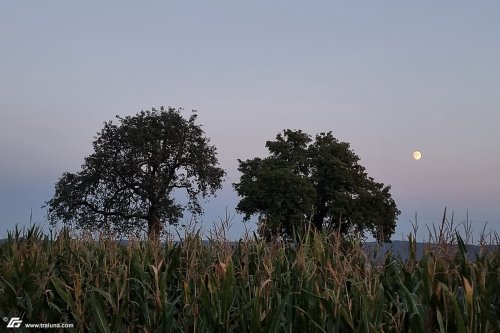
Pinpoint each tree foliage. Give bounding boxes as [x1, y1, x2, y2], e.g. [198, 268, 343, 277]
[47, 107, 225, 241]
[234, 129, 400, 242]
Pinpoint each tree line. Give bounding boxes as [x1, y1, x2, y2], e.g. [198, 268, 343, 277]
[46, 107, 400, 243]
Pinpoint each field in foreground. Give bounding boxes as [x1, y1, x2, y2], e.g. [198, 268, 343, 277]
[0, 225, 499, 332]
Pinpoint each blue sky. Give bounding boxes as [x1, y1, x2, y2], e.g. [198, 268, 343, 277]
[1, 1, 499, 242]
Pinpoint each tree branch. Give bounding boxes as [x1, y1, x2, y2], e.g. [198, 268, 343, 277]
[77, 200, 148, 220]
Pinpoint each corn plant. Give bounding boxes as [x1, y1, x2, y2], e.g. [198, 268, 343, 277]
[0, 222, 499, 332]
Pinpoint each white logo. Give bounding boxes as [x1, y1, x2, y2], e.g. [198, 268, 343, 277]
[6, 317, 23, 328]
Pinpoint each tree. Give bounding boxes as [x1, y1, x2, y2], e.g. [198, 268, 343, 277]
[234, 129, 400, 242]
[47, 107, 225, 242]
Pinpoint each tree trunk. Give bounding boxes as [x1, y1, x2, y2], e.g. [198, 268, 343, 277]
[147, 208, 161, 244]
[312, 212, 324, 232]
[312, 200, 327, 232]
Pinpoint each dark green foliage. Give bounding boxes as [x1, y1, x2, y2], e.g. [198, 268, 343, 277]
[234, 129, 400, 241]
[46, 107, 225, 241]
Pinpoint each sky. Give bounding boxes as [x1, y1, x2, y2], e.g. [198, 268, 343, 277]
[1, 1, 499, 242]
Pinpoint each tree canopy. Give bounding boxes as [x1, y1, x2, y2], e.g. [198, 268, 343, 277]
[234, 129, 400, 242]
[46, 107, 225, 241]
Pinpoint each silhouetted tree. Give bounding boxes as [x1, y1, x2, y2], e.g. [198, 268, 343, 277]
[234, 129, 400, 242]
[47, 107, 225, 242]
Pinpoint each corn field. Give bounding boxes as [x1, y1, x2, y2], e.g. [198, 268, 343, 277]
[0, 224, 499, 332]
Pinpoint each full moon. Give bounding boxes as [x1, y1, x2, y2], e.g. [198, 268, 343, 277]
[413, 150, 422, 160]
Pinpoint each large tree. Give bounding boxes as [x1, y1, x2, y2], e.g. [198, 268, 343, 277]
[47, 107, 225, 241]
[234, 129, 400, 242]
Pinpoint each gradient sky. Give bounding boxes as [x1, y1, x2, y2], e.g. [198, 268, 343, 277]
[1, 1, 499, 242]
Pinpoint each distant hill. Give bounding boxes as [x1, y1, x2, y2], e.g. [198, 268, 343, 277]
[1, 237, 497, 261]
[363, 240, 498, 262]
